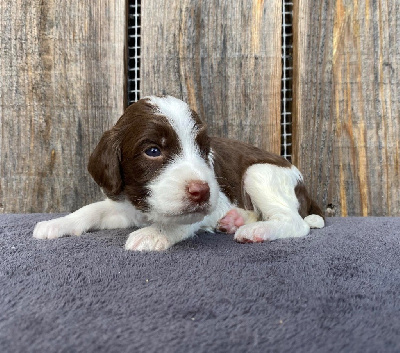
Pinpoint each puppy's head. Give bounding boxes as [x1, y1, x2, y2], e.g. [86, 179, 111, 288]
[88, 95, 219, 224]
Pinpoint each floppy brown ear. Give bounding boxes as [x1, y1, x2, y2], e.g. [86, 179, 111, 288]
[87, 130, 123, 198]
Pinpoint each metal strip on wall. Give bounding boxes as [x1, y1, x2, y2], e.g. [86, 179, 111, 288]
[127, 0, 141, 105]
[281, 0, 293, 161]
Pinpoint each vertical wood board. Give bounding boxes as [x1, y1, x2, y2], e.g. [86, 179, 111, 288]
[0, 0, 126, 213]
[141, 0, 282, 153]
[293, 0, 400, 216]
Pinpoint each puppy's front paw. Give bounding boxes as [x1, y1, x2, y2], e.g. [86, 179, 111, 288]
[33, 218, 83, 240]
[125, 227, 170, 251]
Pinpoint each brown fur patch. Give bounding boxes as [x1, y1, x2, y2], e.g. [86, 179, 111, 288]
[88, 98, 211, 211]
[88, 97, 322, 219]
[210, 137, 291, 209]
[295, 182, 324, 218]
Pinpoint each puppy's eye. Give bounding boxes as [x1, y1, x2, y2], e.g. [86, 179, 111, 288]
[145, 147, 161, 157]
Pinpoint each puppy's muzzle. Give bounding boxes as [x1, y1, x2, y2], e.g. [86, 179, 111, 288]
[186, 180, 210, 205]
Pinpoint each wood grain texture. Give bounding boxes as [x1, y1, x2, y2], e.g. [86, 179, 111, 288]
[293, 0, 400, 216]
[141, 0, 282, 153]
[0, 0, 125, 213]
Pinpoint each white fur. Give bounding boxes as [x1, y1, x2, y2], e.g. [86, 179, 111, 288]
[146, 156, 219, 223]
[34, 96, 233, 251]
[125, 225, 173, 251]
[124, 189, 233, 251]
[148, 95, 199, 158]
[199, 191, 233, 231]
[33, 199, 147, 239]
[304, 214, 325, 228]
[33, 96, 323, 251]
[145, 96, 220, 224]
[234, 164, 323, 243]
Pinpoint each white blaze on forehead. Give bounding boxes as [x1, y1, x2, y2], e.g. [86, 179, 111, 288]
[144, 96, 219, 222]
[146, 96, 199, 156]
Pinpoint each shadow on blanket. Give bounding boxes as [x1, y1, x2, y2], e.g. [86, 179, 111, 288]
[1, 214, 399, 352]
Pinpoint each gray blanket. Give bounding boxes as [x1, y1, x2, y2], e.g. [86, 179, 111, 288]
[1, 214, 399, 353]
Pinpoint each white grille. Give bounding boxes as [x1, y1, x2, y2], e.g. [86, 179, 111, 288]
[127, 0, 141, 105]
[281, 0, 293, 161]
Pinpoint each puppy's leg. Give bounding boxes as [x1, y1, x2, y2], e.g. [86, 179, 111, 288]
[234, 164, 312, 243]
[33, 199, 147, 239]
[217, 208, 259, 234]
[125, 223, 199, 251]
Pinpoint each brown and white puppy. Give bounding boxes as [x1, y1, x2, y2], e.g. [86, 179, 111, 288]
[33, 96, 324, 251]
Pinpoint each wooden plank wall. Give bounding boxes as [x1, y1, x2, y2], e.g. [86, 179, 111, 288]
[141, 0, 282, 153]
[293, 0, 400, 216]
[0, 0, 125, 213]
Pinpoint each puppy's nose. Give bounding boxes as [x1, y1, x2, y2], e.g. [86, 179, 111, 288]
[186, 180, 210, 204]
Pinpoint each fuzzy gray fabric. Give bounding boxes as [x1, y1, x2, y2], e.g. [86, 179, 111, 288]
[1, 214, 399, 353]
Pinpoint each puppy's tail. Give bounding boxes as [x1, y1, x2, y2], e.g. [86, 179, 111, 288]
[304, 199, 325, 229]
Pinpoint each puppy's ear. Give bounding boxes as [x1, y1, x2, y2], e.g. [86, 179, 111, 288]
[88, 130, 123, 198]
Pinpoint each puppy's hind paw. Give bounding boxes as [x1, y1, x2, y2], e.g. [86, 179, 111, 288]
[217, 209, 246, 234]
[125, 227, 170, 251]
[234, 218, 311, 243]
[234, 222, 271, 244]
[217, 208, 259, 234]
[304, 214, 325, 229]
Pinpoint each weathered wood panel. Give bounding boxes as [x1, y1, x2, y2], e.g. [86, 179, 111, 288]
[293, 0, 400, 216]
[142, 0, 282, 153]
[0, 0, 125, 213]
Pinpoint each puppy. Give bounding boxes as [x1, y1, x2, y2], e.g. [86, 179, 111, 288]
[33, 95, 324, 251]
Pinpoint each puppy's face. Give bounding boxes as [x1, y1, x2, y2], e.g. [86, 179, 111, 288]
[88, 96, 219, 224]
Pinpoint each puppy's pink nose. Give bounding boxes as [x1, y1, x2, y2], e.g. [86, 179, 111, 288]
[186, 180, 210, 204]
